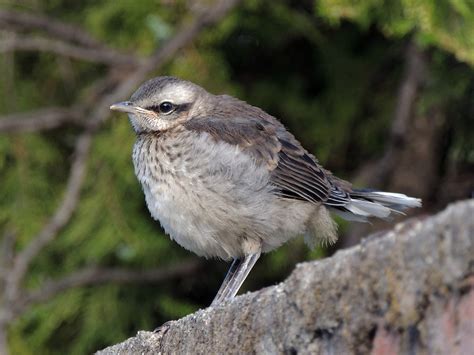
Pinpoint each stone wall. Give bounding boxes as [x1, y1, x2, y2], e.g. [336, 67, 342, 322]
[98, 200, 474, 354]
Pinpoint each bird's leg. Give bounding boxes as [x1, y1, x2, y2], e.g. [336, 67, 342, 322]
[211, 252, 260, 306]
[211, 257, 242, 305]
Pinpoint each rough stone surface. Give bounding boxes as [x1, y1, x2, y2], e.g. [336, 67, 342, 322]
[97, 200, 474, 355]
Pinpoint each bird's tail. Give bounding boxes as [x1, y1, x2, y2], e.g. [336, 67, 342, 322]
[330, 189, 422, 222]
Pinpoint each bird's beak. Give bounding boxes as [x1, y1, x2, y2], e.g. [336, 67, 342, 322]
[110, 101, 138, 114]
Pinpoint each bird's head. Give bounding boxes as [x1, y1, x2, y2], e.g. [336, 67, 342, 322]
[110, 76, 207, 133]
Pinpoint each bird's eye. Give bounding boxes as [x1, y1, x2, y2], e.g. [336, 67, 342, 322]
[158, 101, 175, 114]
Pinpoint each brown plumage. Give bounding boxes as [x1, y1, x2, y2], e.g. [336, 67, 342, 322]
[110, 76, 421, 305]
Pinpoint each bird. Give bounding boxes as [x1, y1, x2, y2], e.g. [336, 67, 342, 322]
[110, 76, 421, 306]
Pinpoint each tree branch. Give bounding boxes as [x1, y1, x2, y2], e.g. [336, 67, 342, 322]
[0, 107, 83, 133]
[358, 41, 427, 187]
[5, 130, 93, 302]
[0, 9, 103, 48]
[341, 41, 428, 249]
[4, 0, 242, 302]
[10, 259, 202, 320]
[0, 35, 141, 66]
[91, 0, 243, 127]
[0, 231, 16, 282]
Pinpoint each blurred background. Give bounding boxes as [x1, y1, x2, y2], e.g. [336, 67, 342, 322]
[0, 0, 473, 353]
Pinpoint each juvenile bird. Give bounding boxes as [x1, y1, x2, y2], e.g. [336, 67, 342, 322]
[110, 76, 421, 305]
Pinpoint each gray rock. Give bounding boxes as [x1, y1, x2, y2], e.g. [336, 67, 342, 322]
[97, 200, 474, 354]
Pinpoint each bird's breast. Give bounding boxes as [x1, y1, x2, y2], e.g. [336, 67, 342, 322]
[130, 130, 306, 259]
[131, 131, 268, 258]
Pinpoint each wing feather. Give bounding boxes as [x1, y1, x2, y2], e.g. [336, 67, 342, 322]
[184, 110, 349, 205]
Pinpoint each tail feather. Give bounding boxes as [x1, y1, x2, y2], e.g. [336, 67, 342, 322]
[344, 199, 392, 218]
[350, 190, 422, 210]
[329, 189, 422, 222]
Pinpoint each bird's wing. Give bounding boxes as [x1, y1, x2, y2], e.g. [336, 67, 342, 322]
[184, 116, 349, 205]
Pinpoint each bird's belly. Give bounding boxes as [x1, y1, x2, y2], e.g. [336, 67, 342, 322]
[141, 174, 315, 260]
[141, 175, 247, 260]
[133, 133, 314, 259]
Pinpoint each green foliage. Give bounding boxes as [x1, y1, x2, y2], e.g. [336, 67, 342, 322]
[317, 0, 474, 65]
[0, 0, 473, 354]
